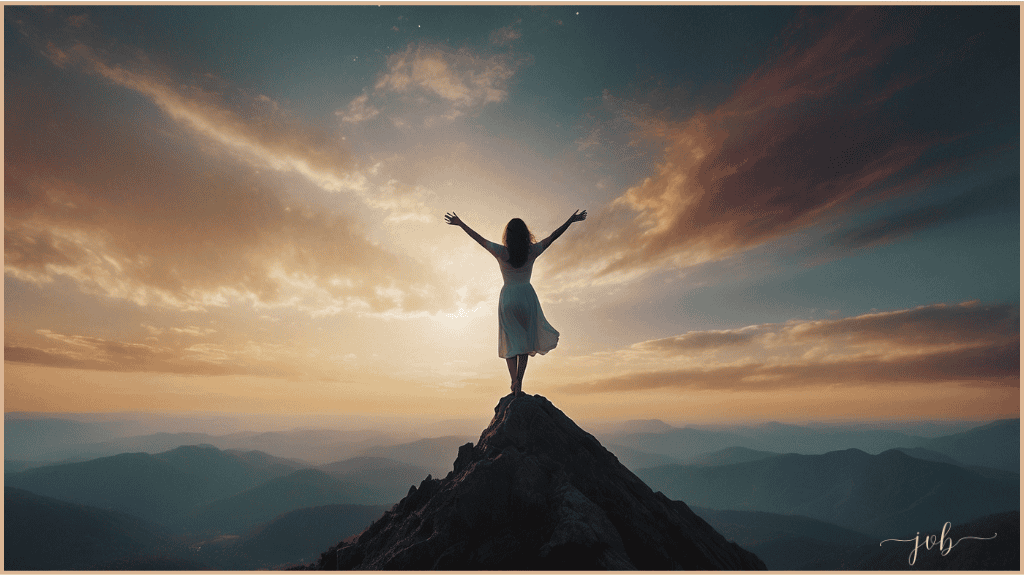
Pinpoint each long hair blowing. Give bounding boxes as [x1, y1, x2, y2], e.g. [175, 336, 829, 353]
[503, 218, 535, 268]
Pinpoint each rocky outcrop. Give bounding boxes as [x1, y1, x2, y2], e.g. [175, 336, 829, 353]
[311, 394, 766, 570]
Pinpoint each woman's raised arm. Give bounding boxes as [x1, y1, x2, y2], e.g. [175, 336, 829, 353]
[445, 212, 491, 250]
[540, 209, 587, 250]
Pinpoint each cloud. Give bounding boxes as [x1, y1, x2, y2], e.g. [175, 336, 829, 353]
[833, 174, 1019, 250]
[6, 23, 458, 316]
[5, 328, 346, 379]
[783, 301, 1019, 347]
[372, 43, 518, 118]
[5, 331, 255, 377]
[561, 342, 1018, 394]
[489, 20, 523, 46]
[170, 326, 218, 337]
[561, 301, 1019, 393]
[38, 40, 365, 195]
[634, 326, 764, 355]
[337, 92, 380, 124]
[546, 7, 1004, 285]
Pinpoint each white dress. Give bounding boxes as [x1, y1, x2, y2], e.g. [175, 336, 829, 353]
[486, 241, 560, 359]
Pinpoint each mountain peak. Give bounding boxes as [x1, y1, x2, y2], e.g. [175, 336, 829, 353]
[312, 394, 765, 570]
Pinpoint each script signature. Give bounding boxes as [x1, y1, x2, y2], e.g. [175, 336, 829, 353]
[880, 522, 997, 566]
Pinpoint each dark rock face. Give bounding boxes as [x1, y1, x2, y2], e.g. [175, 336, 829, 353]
[312, 394, 766, 570]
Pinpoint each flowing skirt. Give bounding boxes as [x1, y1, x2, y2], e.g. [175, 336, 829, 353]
[497, 283, 559, 358]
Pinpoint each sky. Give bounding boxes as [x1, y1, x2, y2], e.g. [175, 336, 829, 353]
[4, 4, 1019, 425]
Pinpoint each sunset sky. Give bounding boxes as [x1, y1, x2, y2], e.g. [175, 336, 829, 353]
[5, 5, 1019, 425]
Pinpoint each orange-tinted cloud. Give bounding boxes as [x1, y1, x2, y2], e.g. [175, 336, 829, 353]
[344, 40, 524, 127]
[4, 333, 273, 378]
[5, 11, 458, 316]
[548, 7, 980, 284]
[783, 301, 1019, 347]
[375, 43, 515, 108]
[635, 326, 763, 355]
[561, 301, 1019, 393]
[3, 325, 354, 380]
[560, 342, 1018, 394]
[33, 34, 362, 195]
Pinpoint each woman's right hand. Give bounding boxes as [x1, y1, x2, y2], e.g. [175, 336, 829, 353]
[445, 212, 462, 226]
[570, 209, 587, 223]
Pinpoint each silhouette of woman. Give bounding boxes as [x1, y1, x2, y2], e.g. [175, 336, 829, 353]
[446, 210, 587, 396]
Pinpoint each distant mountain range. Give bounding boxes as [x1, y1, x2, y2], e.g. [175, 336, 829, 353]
[4, 444, 429, 536]
[5, 415, 1017, 571]
[210, 504, 388, 569]
[10, 415, 1016, 474]
[637, 448, 1018, 538]
[179, 468, 379, 534]
[11, 426, 409, 464]
[683, 446, 781, 467]
[691, 506, 877, 570]
[922, 419, 1019, 471]
[5, 487, 178, 570]
[318, 456, 431, 505]
[601, 418, 1018, 472]
[5, 486, 387, 571]
[358, 435, 474, 477]
[4, 418, 134, 460]
[605, 444, 683, 470]
[5, 445, 300, 526]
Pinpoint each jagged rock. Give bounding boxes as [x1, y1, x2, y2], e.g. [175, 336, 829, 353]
[311, 394, 766, 570]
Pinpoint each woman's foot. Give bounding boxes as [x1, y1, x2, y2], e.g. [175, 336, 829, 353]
[511, 379, 518, 395]
[513, 379, 523, 397]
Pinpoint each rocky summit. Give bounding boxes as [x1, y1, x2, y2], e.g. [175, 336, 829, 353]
[310, 394, 766, 570]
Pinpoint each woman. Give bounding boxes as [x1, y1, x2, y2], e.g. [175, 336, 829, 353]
[445, 209, 587, 396]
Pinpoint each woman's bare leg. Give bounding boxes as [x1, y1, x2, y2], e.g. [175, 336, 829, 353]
[506, 357, 518, 393]
[515, 354, 528, 395]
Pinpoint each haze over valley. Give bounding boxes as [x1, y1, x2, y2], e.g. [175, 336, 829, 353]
[6, 411, 1018, 570]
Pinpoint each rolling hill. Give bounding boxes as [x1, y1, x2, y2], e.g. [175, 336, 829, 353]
[4, 487, 178, 570]
[637, 448, 1019, 538]
[359, 435, 474, 477]
[683, 446, 781, 467]
[4, 444, 300, 526]
[924, 419, 1019, 471]
[690, 506, 877, 570]
[178, 468, 378, 534]
[229, 504, 388, 569]
[318, 456, 431, 504]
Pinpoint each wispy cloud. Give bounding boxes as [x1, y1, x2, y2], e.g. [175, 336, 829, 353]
[361, 41, 522, 126]
[40, 40, 364, 195]
[375, 43, 514, 107]
[833, 174, 1019, 250]
[561, 301, 1019, 393]
[5, 330, 256, 377]
[635, 326, 764, 355]
[337, 91, 380, 124]
[547, 7, 993, 286]
[5, 328, 345, 380]
[5, 10, 460, 316]
[489, 20, 523, 46]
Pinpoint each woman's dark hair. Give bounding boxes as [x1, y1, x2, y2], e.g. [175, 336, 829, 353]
[503, 218, 535, 268]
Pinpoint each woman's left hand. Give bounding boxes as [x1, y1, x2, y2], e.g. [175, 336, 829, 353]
[571, 209, 587, 223]
[445, 212, 463, 226]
